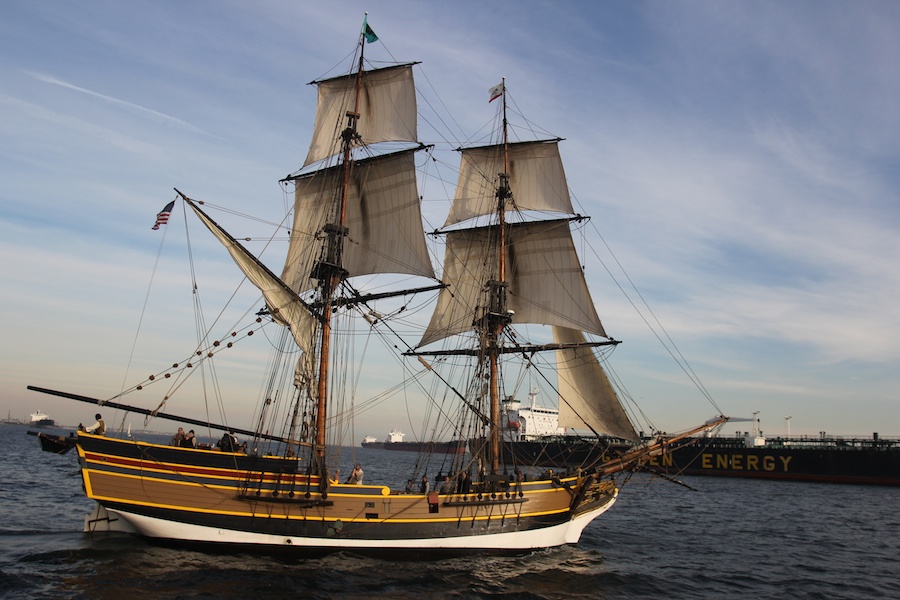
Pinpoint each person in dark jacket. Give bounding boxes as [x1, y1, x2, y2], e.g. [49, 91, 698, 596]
[217, 431, 238, 452]
[181, 429, 197, 448]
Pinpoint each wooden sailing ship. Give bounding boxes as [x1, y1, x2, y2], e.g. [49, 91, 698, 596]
[30, 18, 726, 552]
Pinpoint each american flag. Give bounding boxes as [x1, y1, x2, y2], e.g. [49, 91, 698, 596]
[152, 200, 175, 230]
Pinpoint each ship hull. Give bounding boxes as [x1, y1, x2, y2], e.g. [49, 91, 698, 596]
[647, 437, 900, 486]
[381, 441, 466, 455]
[75, 433, 616, 551]
[98, 500, 615, 550]
[29, 431, 76, 454]
[500, 439, 631, 467]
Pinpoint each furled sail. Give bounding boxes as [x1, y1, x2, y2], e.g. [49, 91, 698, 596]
[419, 219, 607, 347]
[281, 149, 436, 294]
[444, 140, 574, 227]
[186, 199, 317, 356]
[305, 64, 418, 167]
[554, 326, 639, 442]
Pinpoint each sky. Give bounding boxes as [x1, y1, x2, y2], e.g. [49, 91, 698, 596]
[1, 1, 898, 440]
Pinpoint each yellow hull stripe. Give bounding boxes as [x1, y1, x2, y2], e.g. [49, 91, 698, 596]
[83, 469, 575, 524]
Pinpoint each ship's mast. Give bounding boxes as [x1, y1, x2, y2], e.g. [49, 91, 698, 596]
[487, 78, 510, 474]
[313, 31, 367, 463]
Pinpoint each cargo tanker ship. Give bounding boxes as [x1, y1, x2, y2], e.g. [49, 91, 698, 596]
[646, 431, 900, 486]
[499, 392, 900, 485]
[361, 429, 465, 454]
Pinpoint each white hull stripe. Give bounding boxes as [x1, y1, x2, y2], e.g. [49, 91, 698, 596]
[105, 494, 616, 550]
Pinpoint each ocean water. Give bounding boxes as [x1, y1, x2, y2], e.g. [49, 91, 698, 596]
[1, 423, 897, 599]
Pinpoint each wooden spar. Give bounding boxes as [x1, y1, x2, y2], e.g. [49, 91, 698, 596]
[488, 78, 511, 475]
[407, 339, 620, 357]
[26, 385, 309, 447]
[595, 415, 731, 477]
[308, 284, 445, 310]
[314, 32, 367, 461]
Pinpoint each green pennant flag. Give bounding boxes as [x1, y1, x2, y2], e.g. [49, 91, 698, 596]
[363, 15, 378, 43]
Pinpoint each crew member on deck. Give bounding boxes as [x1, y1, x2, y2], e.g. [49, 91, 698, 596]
[457, 470, 471, 494]
[170, 427, 185, 446]
[346, 463, 364, 484]
[181, 429, 197, 448]
[217, 431, 239, 452]
[79, 414, 106, 435]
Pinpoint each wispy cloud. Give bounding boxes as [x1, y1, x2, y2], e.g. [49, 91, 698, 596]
[23, 70, 210, 136]
[0, 92, 158, 154]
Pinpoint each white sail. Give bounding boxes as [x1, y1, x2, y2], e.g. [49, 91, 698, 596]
[282, 149, 435, 294]
[419, 219, 607, 347]
[444, 140, 574, 227]
[554, 326, 639, 442]
[186, 199, 317, 356]
[305, 64, 418, 167]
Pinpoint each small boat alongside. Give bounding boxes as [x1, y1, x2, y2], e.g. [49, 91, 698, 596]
[27, 430, 76, 454]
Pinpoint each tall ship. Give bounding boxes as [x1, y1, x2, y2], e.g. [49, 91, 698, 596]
[29, 17, 724, 552]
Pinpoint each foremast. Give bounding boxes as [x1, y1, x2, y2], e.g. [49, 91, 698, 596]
[312, 29, 368, 463]
[279, 17, 431, 473]
[182, 18, 434, 475]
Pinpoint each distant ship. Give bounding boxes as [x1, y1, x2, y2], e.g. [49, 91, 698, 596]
[362, 429, 466, 455]
[499, 394, 900, 486]
[646, 427, 900, 486]
[496, 389, 631, 468]
[28, 411, 55, 428]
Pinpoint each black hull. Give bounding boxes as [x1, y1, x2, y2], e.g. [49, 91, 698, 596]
[99, 500, 570, 541]
[647, 437, 900, 486]
[376, 441, 466, 455]
[28, 431, 76, 454]
[78, 434, 306, 473]
[498, 439, 632, 468]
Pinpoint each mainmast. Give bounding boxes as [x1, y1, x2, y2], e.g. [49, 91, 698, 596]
[487, 78, 510, 474]
[313, 28, 368, 463]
